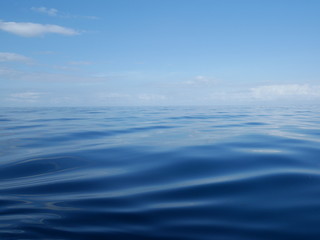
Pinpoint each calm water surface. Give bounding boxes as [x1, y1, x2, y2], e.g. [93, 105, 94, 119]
[1, 106, 320, 240]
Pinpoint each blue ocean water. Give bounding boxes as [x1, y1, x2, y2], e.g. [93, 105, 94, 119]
[1, 106, 320, 240]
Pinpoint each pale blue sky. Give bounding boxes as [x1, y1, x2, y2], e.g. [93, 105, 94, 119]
[1, 0, 320, 106]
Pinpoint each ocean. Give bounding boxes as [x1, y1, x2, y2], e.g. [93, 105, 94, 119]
[1, 105, 320, 240]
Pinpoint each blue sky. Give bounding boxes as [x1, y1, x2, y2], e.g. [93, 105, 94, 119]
[1, 0, 320, 106]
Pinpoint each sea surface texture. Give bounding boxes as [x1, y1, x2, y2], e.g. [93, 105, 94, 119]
[1, 106, 320, 240]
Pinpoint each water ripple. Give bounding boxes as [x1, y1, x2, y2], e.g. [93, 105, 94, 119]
[1, 106, 320, 239]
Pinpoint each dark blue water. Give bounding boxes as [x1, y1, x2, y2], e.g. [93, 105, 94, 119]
[1, 106, 320, 240]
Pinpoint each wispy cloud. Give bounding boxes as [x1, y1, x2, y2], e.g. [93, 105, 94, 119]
[182, 75, 217, 86]
[7, 92, 44, 103]
[251, 84, 320, 100]
[53, 65, 78, 71]
[31, 7, 58, 16]
[0, 66, 21, 79]
[0, 66, 107, 82]
[138, 94, 167, 101]
[98, 92, 131, 100]
[0, 20, 79, 37]
[31, 6, 98, 20]
[0, 52, 32, 63]
[97, 92, 168, 106]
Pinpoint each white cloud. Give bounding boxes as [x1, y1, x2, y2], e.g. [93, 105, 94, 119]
[0, 52, 32, 63]
[7, 92, 44, 103]
[138, 94, 167, 101]
[31, 7, 58, 16]
[96, 93, 168, 105]
[251, 84, 320, 100]
[183, 75, 217, 86]
[0, 20, 79, 37]
[99, 93, 131, 99]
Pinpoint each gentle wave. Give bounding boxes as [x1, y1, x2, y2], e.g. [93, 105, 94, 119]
[1, 106, 320, 239]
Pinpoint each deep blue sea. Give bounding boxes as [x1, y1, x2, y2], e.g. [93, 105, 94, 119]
[1, 106, 320, 240]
